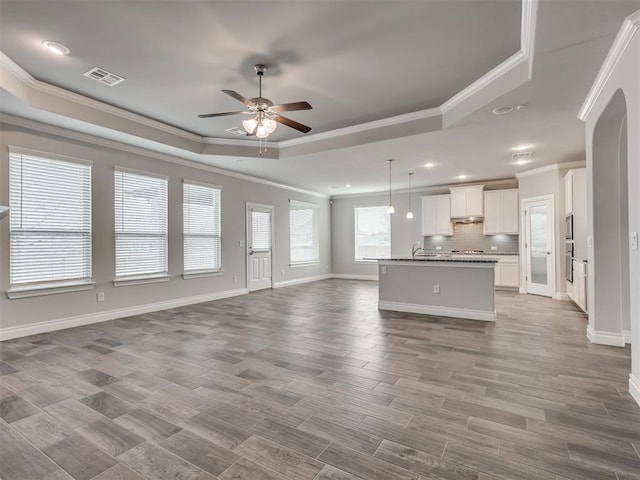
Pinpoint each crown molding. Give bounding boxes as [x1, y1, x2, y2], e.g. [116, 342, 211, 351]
[578, 10, 640, 121]
[1, 113, 328, 198]
[0, 51, 35, 84]
[515, 160, 585, 178]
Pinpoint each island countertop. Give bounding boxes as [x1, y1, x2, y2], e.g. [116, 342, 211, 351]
[374, 257, 497, 263]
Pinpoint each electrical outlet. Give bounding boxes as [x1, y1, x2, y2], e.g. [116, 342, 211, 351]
[433, 284, 440, 294]
[97, 292, 105, 302]
[232, 275, 238, 283]
[435, 246, 442, 251]
[381, 266, 387, 275]
[631, 232, 638, 250]
[239, 240, 245, 247]
[491, 246, 497, 250]
[281, 269, 285, 275]
[587, 236, 593, 248]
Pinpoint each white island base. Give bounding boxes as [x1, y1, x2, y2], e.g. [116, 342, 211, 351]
[377, 259, 497, 322]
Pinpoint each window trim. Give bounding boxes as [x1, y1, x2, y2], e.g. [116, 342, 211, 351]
[8, 148, 93, 297]
[354, 204, 392, 261]
[182, 180, 222, 275]
[289, 199, 320, 266]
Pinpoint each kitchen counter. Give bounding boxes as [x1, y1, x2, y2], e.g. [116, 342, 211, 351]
[376, 259, 496, 321]
[379, 257, 497, 263]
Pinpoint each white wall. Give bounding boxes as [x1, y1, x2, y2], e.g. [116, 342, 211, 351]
[0, 122, 331, 337]
[582, 10, 639, 404]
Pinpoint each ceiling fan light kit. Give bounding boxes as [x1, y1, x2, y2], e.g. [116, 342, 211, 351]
[198, 64, 312, 154]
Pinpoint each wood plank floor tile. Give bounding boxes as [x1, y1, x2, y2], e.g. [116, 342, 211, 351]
[160, 429, 240, 476]
[80, 391, 133, 419]
[374, 439, 480, 480]
[234, 434, 324, 480]
[11, 411, 73, 449]
[182, 412, 251, 449]
[217, 457, 282, 480]
[249, 418, 330, 457]
[318, 443, 419, 480]
[0, 394, 41, 423]
[0, 420, 60, 480]
[117, 442, 204, 480]
[89, 463, 147, 480]
[42, 434, 118, 480]
[1, 281, 638, 480]
[113, 408, 182, 443]
[77, 418, 144, 456]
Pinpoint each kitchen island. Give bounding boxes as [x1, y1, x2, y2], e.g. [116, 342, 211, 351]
[377, 257, 497, 321]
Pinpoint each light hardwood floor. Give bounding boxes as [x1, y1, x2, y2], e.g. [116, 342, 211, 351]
[1, 279, 639, 480]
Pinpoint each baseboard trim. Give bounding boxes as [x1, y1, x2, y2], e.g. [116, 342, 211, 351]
[0, 288, 249, 341]
[272, 274, 332, 289]
[554, 292, 569, 301]
[586, 325, 625, 347]
[378, 301, 496, 322]
[629, 373, 640, 407]
[623, 330, 632, 344]
[331, 274, 378, 281]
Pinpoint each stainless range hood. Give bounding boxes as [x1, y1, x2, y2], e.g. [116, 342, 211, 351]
[452, 216, 483, 224]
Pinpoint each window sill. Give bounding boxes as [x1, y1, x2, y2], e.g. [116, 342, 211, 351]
[7, 280, 96, 299]
[113, 274, 170, 287]
[289, 261, 319, 268]
[182, 270, 223, 280]
[354, 259, 379, 264]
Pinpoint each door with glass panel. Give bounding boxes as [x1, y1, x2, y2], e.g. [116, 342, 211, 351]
[524, 197, 555, 297]
[247, 204, 273, 291]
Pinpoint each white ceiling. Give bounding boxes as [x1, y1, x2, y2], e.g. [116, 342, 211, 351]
[1, 0, 639, 196]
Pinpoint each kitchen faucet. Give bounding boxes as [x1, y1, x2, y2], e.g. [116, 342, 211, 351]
[411, 242, 425, 258]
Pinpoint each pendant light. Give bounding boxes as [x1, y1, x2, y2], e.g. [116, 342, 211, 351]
[386, 159, 395, 214]
[406, 172, 414, 219]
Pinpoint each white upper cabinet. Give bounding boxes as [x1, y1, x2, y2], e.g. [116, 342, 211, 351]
[564, 171, 574, 215]
[422, 195, 453, 236]
[483, 189, 519, 235]
[449, 185, 484, 218]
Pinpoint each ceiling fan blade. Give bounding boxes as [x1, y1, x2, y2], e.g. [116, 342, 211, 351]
[222, 89, 255, 107]
[198, 111, 246, 118]
[275, 115, 312, 133]
[270, 101, 312, 113]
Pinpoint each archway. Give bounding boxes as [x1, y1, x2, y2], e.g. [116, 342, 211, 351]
[588, 89, 631, 345]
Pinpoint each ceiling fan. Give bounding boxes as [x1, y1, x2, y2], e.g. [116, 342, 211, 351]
[198, 64, 312, 139]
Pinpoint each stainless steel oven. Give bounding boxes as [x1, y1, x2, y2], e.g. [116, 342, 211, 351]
[565, 214, 573, 240]
[565, 241, 574, 282]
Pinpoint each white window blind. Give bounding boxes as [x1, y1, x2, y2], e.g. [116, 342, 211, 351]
[114, 169, 168, 278]
[251, 210, 271, 251]
[183, 182, 221, 272]
[355, 205, 391, 259]
[290, 200, 319, 264]
[9, 151, 92, 287]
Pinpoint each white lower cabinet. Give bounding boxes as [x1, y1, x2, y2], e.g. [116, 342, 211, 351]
[494, 256, 520, 288]
[567, 260, 587, 313]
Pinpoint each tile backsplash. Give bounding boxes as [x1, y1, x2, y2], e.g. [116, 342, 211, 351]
[423, 222, 518, 253]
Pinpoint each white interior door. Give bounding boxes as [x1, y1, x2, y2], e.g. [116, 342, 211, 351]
[247, 204, 272, 291]
[524, 198, 555, 297]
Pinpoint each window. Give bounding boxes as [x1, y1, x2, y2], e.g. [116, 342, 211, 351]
[9, 150, 92, 294]
[114, 168, 168, 282]
[183, 181, 221, 274]
[354, 205, 391, 260]
[289, 200, 319, 265]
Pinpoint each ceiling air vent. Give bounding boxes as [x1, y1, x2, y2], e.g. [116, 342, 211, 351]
[225, 126, 248, 136]
[512, 151, 533, 160]
[83, 67, 125, 86]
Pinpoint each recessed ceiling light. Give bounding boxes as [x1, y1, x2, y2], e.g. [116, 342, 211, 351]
[457, 174, 469, 180]
[512, 144, 534, 152]
[492, 106, 514, 115]
[424, 162, 436, 168]
[345, 184, 351, 188]
[42, 40, 70, 56]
